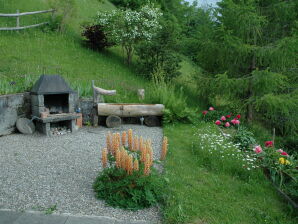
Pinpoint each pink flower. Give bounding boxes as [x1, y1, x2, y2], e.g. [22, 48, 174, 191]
[281, 151, 289, 156]
[254, 145, 263, 154]
[226, 115, 231, 118]
[265, 141, 273, 147]
[221, 116, 226, 121]
[225, 122, 230, 127]
[202, 110, 208, 116]
[236, 114, 241, 119]
[215, 120, 221, 125]
[231, 119, 237, 125]
[277, 149, 283, 153]
[209, 107, 215, 111]
[235, 120, 240, 125]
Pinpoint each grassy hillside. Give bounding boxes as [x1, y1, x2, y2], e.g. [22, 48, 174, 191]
[0, 0, 146, 101]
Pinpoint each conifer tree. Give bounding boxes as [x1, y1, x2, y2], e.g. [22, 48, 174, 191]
[195, 0, 298, 136]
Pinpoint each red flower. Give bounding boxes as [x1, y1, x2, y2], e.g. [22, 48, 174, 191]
[202, 110, 208, 116]
[225, 122, 230, 127]
[236, 114, 241, 119]
[265, 141, 273, 147]
[215, 120, 221, 125]
[235, 120, 240, 125]
[231, 119, 237, 125]
[281, 151, 289, 156]
[226, 115, 231, 118]
[221, 116, 226, 121]
[209, 107, 215, 111]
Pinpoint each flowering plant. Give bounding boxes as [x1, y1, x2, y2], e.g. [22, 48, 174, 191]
[253, 141, 297, 203]
[94, 129, 168, 210]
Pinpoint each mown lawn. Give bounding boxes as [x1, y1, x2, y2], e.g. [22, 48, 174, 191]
[163, 122, 297, 224]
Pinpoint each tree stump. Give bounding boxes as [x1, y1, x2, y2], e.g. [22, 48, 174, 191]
[106, 115, 122, 128]
[144, 116, 160, 127]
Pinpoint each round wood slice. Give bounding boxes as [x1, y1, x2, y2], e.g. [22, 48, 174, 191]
[16, 118, 35, 134]
[144, 116, 160, 127]
[106, 115, 122, 128]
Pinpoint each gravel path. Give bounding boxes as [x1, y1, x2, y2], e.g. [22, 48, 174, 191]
[0, 125, 163, 223]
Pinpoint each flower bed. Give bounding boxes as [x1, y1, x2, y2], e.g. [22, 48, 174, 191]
[93, 129, 168, 210]
[201, 107, 298, 208]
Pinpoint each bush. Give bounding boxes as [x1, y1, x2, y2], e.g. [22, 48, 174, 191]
[233, 127, 256, 151]
[110, 0, 149, 10]
[46, 0, 76, 32]
[145, 72, 197, 124]
[82, 24, 114, 50]
[93, 167, 165, 210]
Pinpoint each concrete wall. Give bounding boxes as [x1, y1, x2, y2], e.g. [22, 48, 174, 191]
[0, 92, 31, 136]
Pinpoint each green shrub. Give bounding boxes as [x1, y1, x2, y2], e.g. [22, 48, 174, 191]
[93, 166, 165, 210]
[81, 24, 115, 50]
[233, 127, 256, 151]
[145, 72, 197, 124]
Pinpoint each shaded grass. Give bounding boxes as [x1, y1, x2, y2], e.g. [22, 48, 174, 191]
[163, 123, 297, 224]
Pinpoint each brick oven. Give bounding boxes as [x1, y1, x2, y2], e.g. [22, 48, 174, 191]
[30, 75, 79, 136]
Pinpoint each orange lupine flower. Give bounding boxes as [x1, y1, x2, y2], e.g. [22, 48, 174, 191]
[115, 148, 121, 168]
[128, 129, 133, 150]
[102, 148, 108, 168]
[144, 154, 151, 176]
[121, 131, 127, 146]
[133, 136, 139, 151]
[161, 136, 168, 160]
[133, 159, 139, 171]
[106, 132, 112, 154]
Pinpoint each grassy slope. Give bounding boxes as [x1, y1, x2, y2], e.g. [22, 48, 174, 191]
[163, 123, 297, 224]
[0, 0, 146, 101]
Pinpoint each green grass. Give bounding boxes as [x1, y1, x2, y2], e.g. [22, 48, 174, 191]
[0, 0, 149, 101]
[163, 122, 297, 224]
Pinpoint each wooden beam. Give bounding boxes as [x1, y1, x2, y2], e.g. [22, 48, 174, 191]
[0, 9, 55, 17]
[97, 103, 164, 117]
[0, 22, 49, 31]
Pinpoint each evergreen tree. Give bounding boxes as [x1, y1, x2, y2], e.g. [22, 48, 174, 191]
[195, 0, 298, 137]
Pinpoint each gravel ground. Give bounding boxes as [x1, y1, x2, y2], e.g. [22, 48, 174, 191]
[0, 125, 163, 223]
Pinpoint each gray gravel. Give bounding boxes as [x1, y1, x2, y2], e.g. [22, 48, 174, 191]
[0, 125, 163, 223]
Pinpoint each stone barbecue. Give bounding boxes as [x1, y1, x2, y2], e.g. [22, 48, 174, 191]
[30, 75, 79, 136]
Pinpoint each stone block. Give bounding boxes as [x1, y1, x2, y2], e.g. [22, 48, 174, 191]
[32, 105, 45, 117]
[31, 94, 44, 107]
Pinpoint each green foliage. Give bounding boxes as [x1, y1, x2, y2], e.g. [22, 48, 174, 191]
[47, 0, 77, 32]
[135, 13, 181, 81]
[81, 24, 115, 50]
[96, 5, 162, 64]
[110, 0, 151, 10]
[93, 167, 165, 210]
[233, 126, 256, 151]
[145, 72, 196, 124]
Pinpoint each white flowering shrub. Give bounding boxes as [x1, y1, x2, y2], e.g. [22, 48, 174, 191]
[96, 5, 162, 64]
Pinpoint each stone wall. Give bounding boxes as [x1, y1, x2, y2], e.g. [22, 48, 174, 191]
[78, 98, 94, 125]
[0, 93, 93, 136]
[0, 92, 31, 136]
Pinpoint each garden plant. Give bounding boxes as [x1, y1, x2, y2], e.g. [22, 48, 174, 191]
[93, 129, 168, 210]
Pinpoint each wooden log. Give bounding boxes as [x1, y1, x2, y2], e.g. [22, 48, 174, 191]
[97, 104, 164, 117]
[144, 116, 160, 127]
[106, 115, 121, 128]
